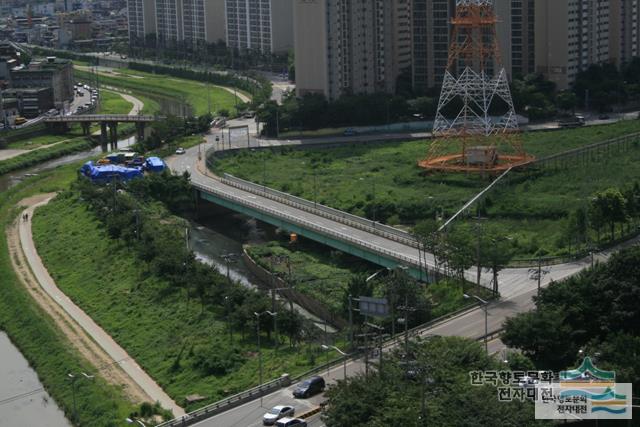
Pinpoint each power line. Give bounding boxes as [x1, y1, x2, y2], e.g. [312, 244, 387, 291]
[0, 387, 46, 407]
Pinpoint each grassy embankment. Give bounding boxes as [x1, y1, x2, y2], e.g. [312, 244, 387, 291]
[98, 90, 134, 115]
[74, 67, 242, 117]
[212, 121, 640, 258]
[246, 238, 488, 320]
[32, 191, 338, 412]
[0, 166, 135, 426]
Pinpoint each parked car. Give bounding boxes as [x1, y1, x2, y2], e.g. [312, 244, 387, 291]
[175, 147, 186, 155]
[598, 114, 610, 120]
[263, 406, 295, 425]
[343, 128, 357, 136]
[292, 376, 325, 398]
[275, 418, 307, 427]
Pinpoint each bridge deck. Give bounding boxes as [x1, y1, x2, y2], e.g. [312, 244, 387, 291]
[44, 114, 159, 123]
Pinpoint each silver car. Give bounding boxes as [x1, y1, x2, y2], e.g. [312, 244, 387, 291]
[263, 405, 295, 425]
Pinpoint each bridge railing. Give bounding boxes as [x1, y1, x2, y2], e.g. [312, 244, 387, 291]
[221, 173, 420, 249]
[191, 179, 427, 271]
[155, 375, 292, 427]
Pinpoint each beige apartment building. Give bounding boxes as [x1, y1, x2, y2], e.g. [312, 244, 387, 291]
[536, 0, 611, 90]
[609, 0, 639, 67]
[225, 0, 294, 54]
[294, 0, 413, 100]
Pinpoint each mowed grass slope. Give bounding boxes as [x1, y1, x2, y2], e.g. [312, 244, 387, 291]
[75, 66, 243, 116]
[32, 194, 328, 411]
[0, 166, 134, 426]
[213, 121, 640, 257]
[98, 90, 134, 115]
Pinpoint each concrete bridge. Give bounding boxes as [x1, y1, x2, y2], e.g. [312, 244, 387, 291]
[44, 114, 160, 147]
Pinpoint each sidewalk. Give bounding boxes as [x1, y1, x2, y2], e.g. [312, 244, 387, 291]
[18, 195, 184, 416]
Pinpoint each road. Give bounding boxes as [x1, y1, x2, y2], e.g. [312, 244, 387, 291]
[17, 191, 184, 416]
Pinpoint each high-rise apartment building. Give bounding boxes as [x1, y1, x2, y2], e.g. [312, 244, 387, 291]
[536, 0, 611, 90]
[225, 0, 293, 53]
[126, 0, 156, 41]
[126, 0, 225, 45]
[609, 0, 639, 67]
[295, 0, 413, 100]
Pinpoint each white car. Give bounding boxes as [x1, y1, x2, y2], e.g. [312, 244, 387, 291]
[175, 147, 186, 155]
[263, 405, 295, 425]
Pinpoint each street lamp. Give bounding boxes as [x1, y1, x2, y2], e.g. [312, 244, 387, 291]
[255, 311, 277, 407]
[321, 344, 349, 380]
[464, 294, 489, 354]
[68, 372, 94, 423]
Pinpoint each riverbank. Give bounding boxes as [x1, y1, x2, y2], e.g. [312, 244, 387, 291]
[0, 166, 136, 426]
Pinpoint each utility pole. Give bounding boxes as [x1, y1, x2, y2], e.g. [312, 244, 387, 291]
[68, 372, 94, 424]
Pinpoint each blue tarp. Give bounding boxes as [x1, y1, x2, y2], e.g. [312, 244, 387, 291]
[145, 157, 166, 172]
[80, 161, 143, 183]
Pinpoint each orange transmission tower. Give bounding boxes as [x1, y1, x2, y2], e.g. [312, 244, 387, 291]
[418, 0, 534, 174]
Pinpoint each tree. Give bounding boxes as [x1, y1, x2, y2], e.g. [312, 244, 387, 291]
[556, 90, 577, 112]
[413, 219, 441, 280]
[590, 188, 627, 241]
[479, 232, 514, 295]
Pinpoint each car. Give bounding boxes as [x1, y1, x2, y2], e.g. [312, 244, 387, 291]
[292, 376, 325, 398]
[263, 405, 295, 425]
[343, 128, 357, 136]
[215, 136, 220, 142]
[175, 147, 186, 155]
[598, 114, 610, 120]
[275, 417, 307, 427]
[77, 92, 84, 97]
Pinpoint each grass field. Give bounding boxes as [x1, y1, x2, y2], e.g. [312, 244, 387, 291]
[0, 138, 94, 176]
[246, 238, 486, 320]
[32, 192, 343, 412]
[0, 166, 135, 426]
[212, 121, 640, 258]
[98, 90, 134, 115]
[74, 66, 244, 116]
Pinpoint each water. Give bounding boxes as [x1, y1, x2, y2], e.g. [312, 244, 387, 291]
[0, 332, 71, 427]
[0, 135, 137, 193]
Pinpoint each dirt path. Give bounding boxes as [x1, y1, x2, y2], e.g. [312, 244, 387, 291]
[8, 194, 184, 416]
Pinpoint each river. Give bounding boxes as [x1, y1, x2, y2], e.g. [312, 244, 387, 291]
[0, 332, 71, 427]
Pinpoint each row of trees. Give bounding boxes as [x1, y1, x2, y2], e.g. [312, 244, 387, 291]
[73, 174, 307, 356]
[132, 114, 212, 153]
[502, 245, 640, 391]
[322, 336, 544, 427]
[564, 184, 640, 249]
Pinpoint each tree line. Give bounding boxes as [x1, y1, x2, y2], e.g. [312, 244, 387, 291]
[72, 173, 307, 360]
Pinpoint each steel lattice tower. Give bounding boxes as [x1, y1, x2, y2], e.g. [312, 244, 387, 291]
[419, 0, 534, 173]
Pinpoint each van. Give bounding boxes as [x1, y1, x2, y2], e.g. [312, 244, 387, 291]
[292, 376, 325, 398]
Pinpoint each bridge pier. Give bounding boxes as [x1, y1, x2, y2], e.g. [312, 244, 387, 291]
[81, 122, 91, 136]
[136, 122, 146, 142]
[100, 122, 108, 147]
[108, 122, 118, 149]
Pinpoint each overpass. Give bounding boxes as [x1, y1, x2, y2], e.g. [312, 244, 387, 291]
[44, 114, 160, 147]
[169, 146, 469, 284]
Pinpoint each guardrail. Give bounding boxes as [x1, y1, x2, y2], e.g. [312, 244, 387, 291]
[221, 173, 420, 249]
[155, 375, 292, 427]
[192, 178, 432, 273]
[44, 114, 159, 122]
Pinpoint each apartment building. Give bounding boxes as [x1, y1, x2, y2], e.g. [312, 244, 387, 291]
[536, 0, 611, 90]
[294, 0, 412, 100]
[609, 0, 639, 67]
[225, 0, 293, 53]
[126, 0, 225, 45]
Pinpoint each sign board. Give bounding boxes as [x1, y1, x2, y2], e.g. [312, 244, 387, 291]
[359, 296, 389, 318]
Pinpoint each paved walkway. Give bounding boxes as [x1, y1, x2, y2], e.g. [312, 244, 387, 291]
[18, 195, 184, 416]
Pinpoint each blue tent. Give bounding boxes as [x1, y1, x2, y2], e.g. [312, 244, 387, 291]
[145, 157, 166, 172]
[80, 161, 143, 183]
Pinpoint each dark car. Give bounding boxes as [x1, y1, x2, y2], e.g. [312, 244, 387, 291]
[275, 417, 307, 427]
[292, 376, 325, 398]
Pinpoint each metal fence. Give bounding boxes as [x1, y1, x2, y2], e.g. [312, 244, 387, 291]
[221, 173, 419, 248]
